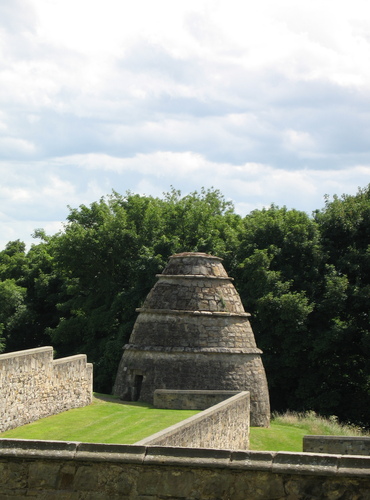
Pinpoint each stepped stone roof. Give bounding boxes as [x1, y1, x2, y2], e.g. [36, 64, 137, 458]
[114, 252, 270, 426]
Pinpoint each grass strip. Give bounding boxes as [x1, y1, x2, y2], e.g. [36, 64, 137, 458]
[1, 398, 366, 451]
[0, 394, 199, 444]
[250, 410, 368, 452]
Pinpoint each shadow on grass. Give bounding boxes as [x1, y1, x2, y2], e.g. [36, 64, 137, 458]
[93, 393, 155, 409]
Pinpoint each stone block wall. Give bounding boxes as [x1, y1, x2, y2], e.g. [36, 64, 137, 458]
[303, 435, 370, 456]
[0, 346, 93, 432]
[1, 439, 370, 499]
[143, 276, 246, 313]
[116, 348, 269, 427]
[154, 389, 240, 410]
[138, 391, 250, 450]
[130, 311, 258, 349]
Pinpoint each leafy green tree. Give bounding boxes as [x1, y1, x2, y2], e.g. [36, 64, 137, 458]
[47, 188, 242, 392]
[0, 186, 368, 425]
[0, 279, 28, 353]
[235, 206, 336, 412]
[0, 240, 27, 281]
[313, 186, 370, 425]
[0, 238, 64, 353]
[234, 200, 369, 425]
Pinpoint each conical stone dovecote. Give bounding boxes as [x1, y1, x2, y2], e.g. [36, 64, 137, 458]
[113, 252, 270, 426]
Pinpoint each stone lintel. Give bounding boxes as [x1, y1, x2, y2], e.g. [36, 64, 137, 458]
[135, 308, 251, 317]
[123, 344, 262, 354]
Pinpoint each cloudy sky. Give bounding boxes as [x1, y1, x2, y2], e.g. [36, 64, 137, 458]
[1, 0, 370, 250]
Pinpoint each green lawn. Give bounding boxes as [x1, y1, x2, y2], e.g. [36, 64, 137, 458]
[1, 396, 364, 451]
[250, 411, 367, 452]
[0, 394, 199, 444]
[250, 423, 310, 452]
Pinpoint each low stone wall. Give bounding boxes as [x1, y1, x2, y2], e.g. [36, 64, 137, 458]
[0, 347, 93, 432]
[1, 439, 370, 499]
[154, 389, 240, 410]
[304, 435, 370, 456]
[138, 391, 250, 450]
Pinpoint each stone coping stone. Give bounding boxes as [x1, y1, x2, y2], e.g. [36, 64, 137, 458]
[230, 450, 275, 470]
[52, 354, 88, 365]
[155, 274, 233, 281]
[0, 439, 78, 459]
[304, 435, 370, 445]
[0, 345, 53, 360]
[338, 455, 370, 475]
[0, 440, 145, 464]
[155, 389, 240, 396]
[303, 435, 370, 455]
[144, 445, 233, 468]
[123, 344, 262, 354]
[154, 389, 241, 410]
[75, 443, 146, 463]
[170, 253, 222, 260]
[272, 451, 339, 476]
[1, 439, 370, 476]
[135, 308, 250, 317]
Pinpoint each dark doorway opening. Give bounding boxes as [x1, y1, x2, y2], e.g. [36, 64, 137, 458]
[132, 374, 143, 401]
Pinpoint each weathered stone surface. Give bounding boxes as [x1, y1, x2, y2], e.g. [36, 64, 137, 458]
[0, 347, 93, 432]
[304, 435, 370, 456]
[154, 389, 241, 410]
[130, 311, 257, 349]
[1, 441, 370, 499]
[143, 277, 245, 313]
[113, 252, 270, 427]
[137, 391, 250, 450]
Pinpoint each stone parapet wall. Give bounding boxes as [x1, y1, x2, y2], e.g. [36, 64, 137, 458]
[138, 391, 250, 450]
[304, 435, 370, 456]
[0, 347, 93, 433]
[154, 389, 241, 410]
[1, 439, 370, 499]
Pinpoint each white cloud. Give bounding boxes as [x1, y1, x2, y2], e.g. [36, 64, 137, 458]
[282, 129, 316, 156]
[1, 151, 370, 250]
[0, 137, 36, 155]
[0, 219, 65, 251]
[1, 0, 370, 250]
[3, 0, 370, 119]
[53, 151, 206, 176]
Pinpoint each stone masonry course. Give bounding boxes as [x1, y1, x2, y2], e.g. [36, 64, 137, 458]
[0, 346, 93, 433]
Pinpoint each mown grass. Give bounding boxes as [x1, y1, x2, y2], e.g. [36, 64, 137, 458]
[250, 410, 368, 452]
[1, 397, 367, 452]
[0, 394, 199, 444]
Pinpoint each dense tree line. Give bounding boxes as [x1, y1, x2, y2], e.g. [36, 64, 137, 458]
[1, 187, 369, 427]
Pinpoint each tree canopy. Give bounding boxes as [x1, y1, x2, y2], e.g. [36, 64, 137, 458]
[1, 186, 369, 427]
